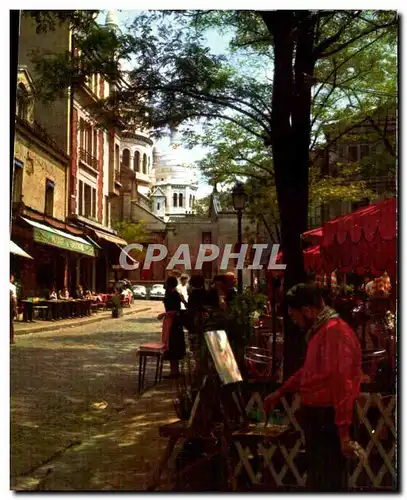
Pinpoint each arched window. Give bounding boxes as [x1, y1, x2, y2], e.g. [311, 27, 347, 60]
[143, 154, 147, 174]
[122, 148, 130, 168]
[189, 195, 192, 208]
[179, 193, 183, 207]
[173, 193, 178, 207]
[134, 151, 140, 172]
[192, 196, 195, 207]
[16, 83, 30, 121]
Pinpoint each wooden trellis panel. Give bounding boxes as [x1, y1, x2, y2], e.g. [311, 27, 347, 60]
[232, 391, 396, 491]
[349, 393, 396, 490]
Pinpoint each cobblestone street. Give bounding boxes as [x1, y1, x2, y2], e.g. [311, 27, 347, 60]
[10, 300, 180, 491]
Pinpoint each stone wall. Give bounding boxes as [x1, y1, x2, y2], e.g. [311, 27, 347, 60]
[18, 12, 71, 155]
[14, 128, 68, 221]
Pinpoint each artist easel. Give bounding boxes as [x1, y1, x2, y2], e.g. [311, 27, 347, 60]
[148, 360, 248, 491]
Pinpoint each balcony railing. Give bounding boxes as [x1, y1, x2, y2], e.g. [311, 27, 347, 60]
[79, 148, 98, 171]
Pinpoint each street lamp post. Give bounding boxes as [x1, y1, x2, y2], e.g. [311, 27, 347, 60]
[232, 182, 248, 294]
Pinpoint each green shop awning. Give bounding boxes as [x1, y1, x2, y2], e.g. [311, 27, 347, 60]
[21, 217, 96, 257]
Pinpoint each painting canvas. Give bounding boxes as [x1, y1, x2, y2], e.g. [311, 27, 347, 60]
[204, 330, 243, 385]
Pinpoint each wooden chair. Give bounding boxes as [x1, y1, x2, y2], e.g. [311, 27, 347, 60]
[137, 342, 166, 393]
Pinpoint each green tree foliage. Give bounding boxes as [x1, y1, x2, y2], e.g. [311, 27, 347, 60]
[192, 197, 210, 217]
[111, 219, 149, 243]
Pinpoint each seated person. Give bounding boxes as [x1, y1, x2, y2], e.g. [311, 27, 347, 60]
[48, 286, 57, 300]
[58, 287, 70, 300]
[75, 285, 84, 299]
[121, 287, 132, 302]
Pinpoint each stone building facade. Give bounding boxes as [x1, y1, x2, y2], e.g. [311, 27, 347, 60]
[309, 106, 397, 228]
[11, 11, 131, 296]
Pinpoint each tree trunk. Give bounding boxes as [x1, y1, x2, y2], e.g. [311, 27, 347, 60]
[262, 11, 317, 379]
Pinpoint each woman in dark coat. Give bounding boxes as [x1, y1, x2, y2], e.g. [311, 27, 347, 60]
[185, 275, 208, 352]
[162, 276, 187, 378]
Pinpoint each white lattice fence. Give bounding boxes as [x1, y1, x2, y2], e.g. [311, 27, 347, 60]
[232, 391, 396, 490]
[349, 393, 396, 490]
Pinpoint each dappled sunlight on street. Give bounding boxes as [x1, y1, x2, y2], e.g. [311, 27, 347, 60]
[11, 303, 181, 491]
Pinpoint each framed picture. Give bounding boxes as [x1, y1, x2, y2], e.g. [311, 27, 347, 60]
[204, 330, 243, 385]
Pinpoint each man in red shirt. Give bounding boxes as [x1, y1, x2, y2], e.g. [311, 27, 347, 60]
[264, 283, 362, 491]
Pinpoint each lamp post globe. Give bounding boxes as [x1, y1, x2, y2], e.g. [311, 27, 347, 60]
[232, 181, 248, 211]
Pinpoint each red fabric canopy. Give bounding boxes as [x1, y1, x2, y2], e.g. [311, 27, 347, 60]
[303, 245, 323, 272]
[270, 246, 323, 275]
[303, 227, 323, 246]
[321, 197, 397, 277]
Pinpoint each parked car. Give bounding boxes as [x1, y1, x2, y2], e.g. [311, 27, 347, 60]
[149, 284, 165, 300]
[132, 285, 147, 300]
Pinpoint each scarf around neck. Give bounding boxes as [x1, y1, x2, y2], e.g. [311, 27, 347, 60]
[305, 306, 339, 343]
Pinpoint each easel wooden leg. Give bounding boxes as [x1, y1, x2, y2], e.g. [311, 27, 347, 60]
[147, 436, 179, 491]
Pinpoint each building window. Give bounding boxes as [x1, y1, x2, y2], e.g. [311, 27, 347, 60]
[45, 179, 55, 217]
[134, 151, 140, 172]
[148, 157, 151, 170]
[352, 198, 370, 212]
[13, 161, 23, 204]
[173, 193, 178, 207]
[202, 232, 212, 244]
[93, 129, 98, 160]
[122, 148, 130, 168]
[79, 119, 98, 169]
[92, 188, 96, 218]
[189, 195, 192, 207]
[84, 184, 92, 217]
[143, 154, 147, 174]
[78, 180, 83, 215]
[104, 195, 109, 226]
[360, 144, 370, 160]
[157, 202, 160, 211]
[179, 193, 183, 207]
[115, 144, 120, 173]
[16, 83, 30, 121]
[348, 145, 358, 162]
[192, 196, 195, 207]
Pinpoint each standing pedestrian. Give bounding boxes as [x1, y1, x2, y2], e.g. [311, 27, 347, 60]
[158, 276, 187, 378]
[10, 274, 17, 344]
[177, 275, 189, 309]
[263, 283, 362, 492]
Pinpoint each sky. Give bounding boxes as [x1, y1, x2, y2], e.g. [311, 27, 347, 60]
[97, 9, 234, 199]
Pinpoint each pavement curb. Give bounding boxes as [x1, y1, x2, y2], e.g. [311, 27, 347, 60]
[14, 307, 153, 336]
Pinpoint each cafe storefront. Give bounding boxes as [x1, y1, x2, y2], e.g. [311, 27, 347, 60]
[11, 214, 97, 298]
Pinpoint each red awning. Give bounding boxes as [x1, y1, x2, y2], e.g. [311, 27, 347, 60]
[303, 227, 323, 246]
[304, 245, 323, 272]
[321, 197, 397, 276]
[269, 246, 323, 276]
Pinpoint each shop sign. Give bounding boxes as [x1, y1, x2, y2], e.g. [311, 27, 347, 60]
[33, 227, 95, 257]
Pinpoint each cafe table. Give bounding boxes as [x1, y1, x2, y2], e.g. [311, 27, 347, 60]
[21, 300, 34, 322]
